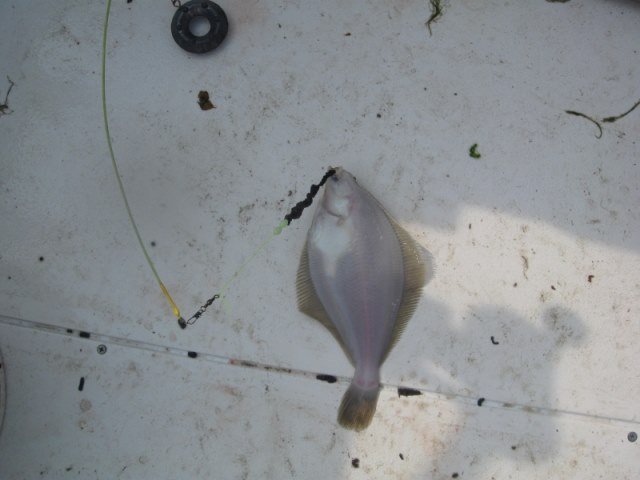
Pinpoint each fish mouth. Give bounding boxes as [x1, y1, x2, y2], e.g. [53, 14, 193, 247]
[329, 166, 343, 182]
[328, 166, 357, 184]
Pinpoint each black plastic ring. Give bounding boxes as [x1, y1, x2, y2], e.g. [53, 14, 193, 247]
[171, 1, 228, 54]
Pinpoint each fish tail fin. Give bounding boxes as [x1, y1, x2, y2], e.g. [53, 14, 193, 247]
[337, 382, 380, 431]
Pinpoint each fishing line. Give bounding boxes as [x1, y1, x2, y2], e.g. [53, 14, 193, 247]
[102, 0, 182, 321]
[102, 0, 335, 329]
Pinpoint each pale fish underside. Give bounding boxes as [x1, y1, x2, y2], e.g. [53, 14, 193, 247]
[296, 167, 431, 431]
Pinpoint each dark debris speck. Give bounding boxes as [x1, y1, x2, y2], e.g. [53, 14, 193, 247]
[197, 91, 215, 111]
[78, 331, 91, 339]
[477, 397, 485, 406]
[187, 351, 198, 358]
[316, 374, 337, 383]
[351, 458, 360, 468]
[398, 387, 422, 397]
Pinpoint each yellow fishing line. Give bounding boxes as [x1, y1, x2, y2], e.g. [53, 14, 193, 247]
[102, 0, 182, 321]
[217, 221, 288, 315]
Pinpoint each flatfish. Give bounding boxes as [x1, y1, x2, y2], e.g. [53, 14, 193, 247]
[297, 167, 430, 431]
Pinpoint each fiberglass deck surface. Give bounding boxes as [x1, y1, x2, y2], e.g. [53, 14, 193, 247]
[0, 0, 639, 478]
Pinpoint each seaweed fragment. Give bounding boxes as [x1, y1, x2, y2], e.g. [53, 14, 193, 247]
[565, 98, 639, 138]
[520, 255, 529, 279]
[565, 110, 602, 139]
[426, 0, 443, 36]
[469, 143, 481, 159]
[602, 99, 640, 123]
[0, 76, 15, 116]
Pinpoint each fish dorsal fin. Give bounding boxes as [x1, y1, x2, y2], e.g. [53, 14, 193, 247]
[296, 241, 354, 364]
[383, 216, 433, 361]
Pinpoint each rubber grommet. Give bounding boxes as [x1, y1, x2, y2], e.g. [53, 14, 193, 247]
[171, 1, 228, 54]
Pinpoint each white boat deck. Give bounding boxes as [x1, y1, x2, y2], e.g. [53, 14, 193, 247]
[1, 0, 638, 478]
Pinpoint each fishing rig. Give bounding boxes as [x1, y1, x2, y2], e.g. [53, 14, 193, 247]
[176, 168, 335, 329]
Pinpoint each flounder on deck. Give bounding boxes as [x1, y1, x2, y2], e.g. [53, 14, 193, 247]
[297, 167, 431, 431]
